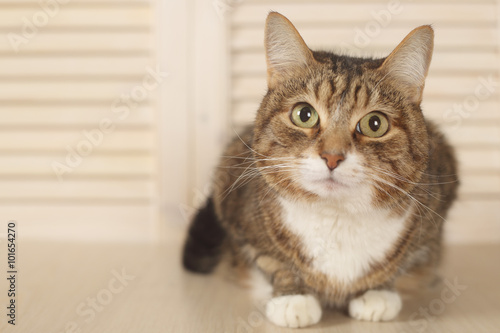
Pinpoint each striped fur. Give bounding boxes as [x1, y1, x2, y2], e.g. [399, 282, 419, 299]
[183, 12, 458, 327]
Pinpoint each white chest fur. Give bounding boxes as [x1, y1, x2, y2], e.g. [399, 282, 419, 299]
[279, 198, 409, 284]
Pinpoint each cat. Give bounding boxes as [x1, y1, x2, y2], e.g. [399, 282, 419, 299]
[182, 12, 458, 328]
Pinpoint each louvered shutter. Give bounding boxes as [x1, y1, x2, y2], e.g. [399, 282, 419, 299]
[0, 0, 161, 241]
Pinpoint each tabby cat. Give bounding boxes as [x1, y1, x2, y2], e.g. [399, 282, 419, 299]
[183, 12, 458, 328]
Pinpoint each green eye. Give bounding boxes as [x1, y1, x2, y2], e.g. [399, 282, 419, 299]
[290, 103, 319, 128]
[356, 111, 390, 138]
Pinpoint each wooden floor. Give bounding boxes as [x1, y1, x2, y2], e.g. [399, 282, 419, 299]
[1, 230, 499, 333]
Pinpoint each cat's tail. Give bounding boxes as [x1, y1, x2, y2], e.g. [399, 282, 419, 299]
[182, 197, 226, 274]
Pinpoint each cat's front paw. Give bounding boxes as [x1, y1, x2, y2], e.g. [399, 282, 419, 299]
[266, 294, 322, 328]
[348, 290, 402, 322]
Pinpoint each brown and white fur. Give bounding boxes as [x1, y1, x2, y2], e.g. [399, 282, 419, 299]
[183, 12, 458, 328]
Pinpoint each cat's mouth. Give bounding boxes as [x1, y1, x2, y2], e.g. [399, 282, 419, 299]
[324, 176, 345, 185]
[310, 175, 347, 190]
[298, 158, 356, 196]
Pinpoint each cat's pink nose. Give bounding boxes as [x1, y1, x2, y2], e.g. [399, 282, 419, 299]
[320, 153, 344, 171]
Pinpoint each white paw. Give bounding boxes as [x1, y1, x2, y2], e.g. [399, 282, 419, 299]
[266, 294, 322, 328]
[349, 290, 402, 322]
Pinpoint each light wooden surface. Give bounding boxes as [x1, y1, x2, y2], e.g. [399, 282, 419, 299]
[1, 231, 499, 333]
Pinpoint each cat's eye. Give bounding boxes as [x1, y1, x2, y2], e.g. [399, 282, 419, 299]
[290, 103, 319, 128]
[356, 112, 390, 138]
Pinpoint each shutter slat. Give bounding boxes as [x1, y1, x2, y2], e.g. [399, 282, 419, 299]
[445, 199, 500, 243]
[0, 130, 153, 151]
[232, 27, 498, 51]
[0, 154, 155, 176]
[457, 149, 500, 171]
[0, 57, 153, 76]
[461, 174, 500, 195]
[0, 7, 151, 28]
[0, 180, 153, 200]
[232, 3, 497, 25]
[0, 32, 151, 53]
[0, 81, 158, 100]
[0, 106, 153, 126]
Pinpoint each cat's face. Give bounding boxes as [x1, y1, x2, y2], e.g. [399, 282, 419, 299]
[253, 13, 433, 210]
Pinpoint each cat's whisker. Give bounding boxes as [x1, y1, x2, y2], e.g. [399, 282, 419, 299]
[259, 176, 291, 205]
[232, 129, 278, 160]
[258, 164, 296, 171]
[364, 178, 426, 222]
[220, 161, 297, 201]
[367, 172, 435, 216]
[365, 165, 448, 201]
[369, 165, 457, 186]
[418, 171, 459, 178]
[217, 157, 296, 180]
[369, 176, 436, 237]
[230, 160, 293, 170]
[221, 155, 295, 161]
[220, 157, 295, 170]
[369, 175, 429, 238]
[374, 175, 443, 201]
[262, 172, 304, 206]
[366, 172, 445, 228]
[220, 163, 261, 200]
[220, 150, 254, 159]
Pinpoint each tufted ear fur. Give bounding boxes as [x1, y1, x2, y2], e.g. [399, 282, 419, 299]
[264, 12, 316, 89]
[379, 25, 434, 104]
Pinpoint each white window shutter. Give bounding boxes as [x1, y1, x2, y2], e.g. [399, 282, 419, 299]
[0, 0, 161, 241]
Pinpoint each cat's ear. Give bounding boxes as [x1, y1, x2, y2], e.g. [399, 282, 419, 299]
[265, 12, 316, 88]
[379, 25, 434, 104]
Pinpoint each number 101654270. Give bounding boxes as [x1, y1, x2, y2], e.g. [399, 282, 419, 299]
[7, 221, 16, 271]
